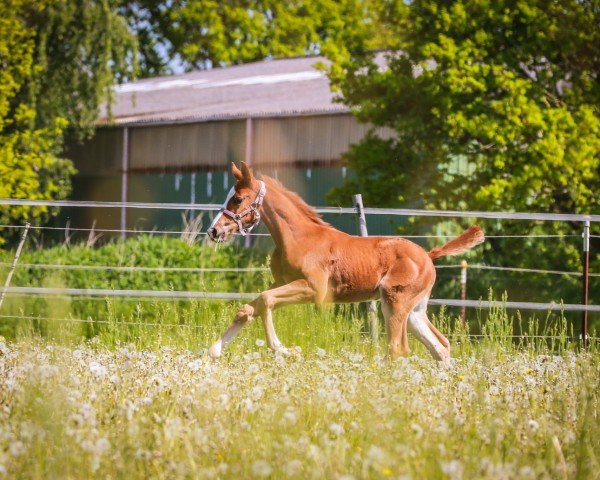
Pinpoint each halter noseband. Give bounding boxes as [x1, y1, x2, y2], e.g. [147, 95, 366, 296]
[209, 181, 266, 236]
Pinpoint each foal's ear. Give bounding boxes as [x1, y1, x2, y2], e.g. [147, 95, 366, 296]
[231, 162, 243, 181]
[240, 161, 253, 181]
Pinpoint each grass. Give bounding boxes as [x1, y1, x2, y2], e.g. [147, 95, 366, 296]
[0, 301, 599, 479]
[0, 237, 598, 478]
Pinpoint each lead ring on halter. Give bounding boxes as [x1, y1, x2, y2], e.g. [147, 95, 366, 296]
[210, 181, 266, 236]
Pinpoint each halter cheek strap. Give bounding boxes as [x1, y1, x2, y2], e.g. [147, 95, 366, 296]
[208, 181, 266, 236]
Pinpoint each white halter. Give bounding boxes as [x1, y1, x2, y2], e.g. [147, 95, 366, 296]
[208, 181, 266, 236]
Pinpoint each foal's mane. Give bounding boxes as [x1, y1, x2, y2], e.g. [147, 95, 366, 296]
[260, 175, 330, 227]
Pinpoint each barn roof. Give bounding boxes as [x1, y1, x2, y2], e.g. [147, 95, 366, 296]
[101, 56, 349, 126]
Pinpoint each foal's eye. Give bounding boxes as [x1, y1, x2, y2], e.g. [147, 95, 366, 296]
[232, 196, 243, 205]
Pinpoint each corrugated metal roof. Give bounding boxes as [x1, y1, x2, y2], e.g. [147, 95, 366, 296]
[102, 56, 349, 126]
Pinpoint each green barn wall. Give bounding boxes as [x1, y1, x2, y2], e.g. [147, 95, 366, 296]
[62, 166, 405, 240]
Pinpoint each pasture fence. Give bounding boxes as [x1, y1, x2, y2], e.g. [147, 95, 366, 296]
[0, 197, 597, 345]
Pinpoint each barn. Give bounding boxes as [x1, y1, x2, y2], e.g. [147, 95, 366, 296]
[65, 55, 395, 235]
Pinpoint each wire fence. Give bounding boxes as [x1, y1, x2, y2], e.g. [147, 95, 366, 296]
[0, 313, 597, 343]
[2, 286, 599, 312]
[1, 261, 598, 277]
[0, 197, 596, 344]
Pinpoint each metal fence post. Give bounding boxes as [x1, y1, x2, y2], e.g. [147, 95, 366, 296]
[582, 220, 590, 350]
[0, 223, 30, 311]
[120, 127, 129, 240]
[352, 194, 379, 342]
[460, 260, 468, 325]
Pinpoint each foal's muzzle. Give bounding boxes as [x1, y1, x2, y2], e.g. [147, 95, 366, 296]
[207, 227, 219, 241]
[207, 225, 231, 242]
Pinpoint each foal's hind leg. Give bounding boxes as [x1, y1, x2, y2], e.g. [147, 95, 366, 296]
[424, 316, 450, 351]
[408, 297, 450, 362]
[380, 292, 422, 360]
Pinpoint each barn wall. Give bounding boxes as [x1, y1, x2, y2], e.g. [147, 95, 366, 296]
[66, 113, 392, 174]
[252, 115, 373, 165]
[66, 127, 123, 175]
[63, 113, 399, 235]
[128, 121, 246, 171]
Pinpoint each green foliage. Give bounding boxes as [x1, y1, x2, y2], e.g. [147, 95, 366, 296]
[0, 0, 73, 243]
[123, 0, 384, 76]
[326, 0, 600, 296]
[1, 318, 598, 478]
[29, 0, 137, 138]
[0, 235, 269, 339]
[0, 0, 137, 244]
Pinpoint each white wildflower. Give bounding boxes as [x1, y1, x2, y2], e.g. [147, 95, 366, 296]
[240, 398, 255, 412]
[95, 437, 110, 454]
[410, 371, 424, 385]
[282, 408, 298, 425]
[255, 339, 266, 347]
[518, 466, 536, 479]
[346, 352, 364, 363]
[284, 459, 303, 476]
[251, 460, 272, 477]
[9, 441, 25, 457]
[135, 449, 151, 460]
[274, 354, 285, 365]
[329, 423, 345, 436]
[88, 361, 107, 379]
[316, 347, 326, 358]
[188, 359, 203, 372]
[39, 364, 58, 380]
[441, 459, 463, 480]
[367, 445, 387, 464]
[164, 418, 184, 441]
[527, 419, 539, 432]
[410, 423, 424, 440]
[251, 385, 265, 400]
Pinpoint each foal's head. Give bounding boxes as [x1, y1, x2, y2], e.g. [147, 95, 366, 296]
[207, 162, 265, 242]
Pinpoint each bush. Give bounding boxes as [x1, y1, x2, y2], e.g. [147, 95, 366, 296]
[0, 236, 270, 339]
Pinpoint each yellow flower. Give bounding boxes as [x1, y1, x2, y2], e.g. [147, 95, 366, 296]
[382, 468, 393, 476]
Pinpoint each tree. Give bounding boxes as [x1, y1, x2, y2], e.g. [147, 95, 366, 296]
[121, 0, 384, 77]
[326, 0, 600, 304]
[0, 0, 136, 244]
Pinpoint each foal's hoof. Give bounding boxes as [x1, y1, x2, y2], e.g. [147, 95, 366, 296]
[274, 345, 301, 358]
[208, 343, 222, 359]
[273, 346, 290, 356]
[235, 304, 255, 323]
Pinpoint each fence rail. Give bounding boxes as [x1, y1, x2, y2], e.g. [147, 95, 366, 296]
[2, 261, 598, 277]
[3, 286, 600, 312]
[0, 196, 597, 345]
[2, 198, 600, 223]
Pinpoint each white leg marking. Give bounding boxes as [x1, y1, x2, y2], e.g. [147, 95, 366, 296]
[408, 300, 450, 362]
[262, 308, 285, 352]
[208, 320, 247, 358]
[208, 339, 222, 358]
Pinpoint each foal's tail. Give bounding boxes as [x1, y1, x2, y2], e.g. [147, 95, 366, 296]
[428, 225, 485, 260]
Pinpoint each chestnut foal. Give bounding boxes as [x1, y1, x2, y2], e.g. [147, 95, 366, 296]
[207, 162, 484, 361]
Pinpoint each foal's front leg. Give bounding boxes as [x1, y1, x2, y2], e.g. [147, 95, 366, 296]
[208, 280, 315, 358]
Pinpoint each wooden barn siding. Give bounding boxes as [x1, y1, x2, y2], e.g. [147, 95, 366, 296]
[67, 114, 394, 174]
[66, 127, 123, 175]
[129, 121, 246, 171]
[252, 115, 375, 165]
